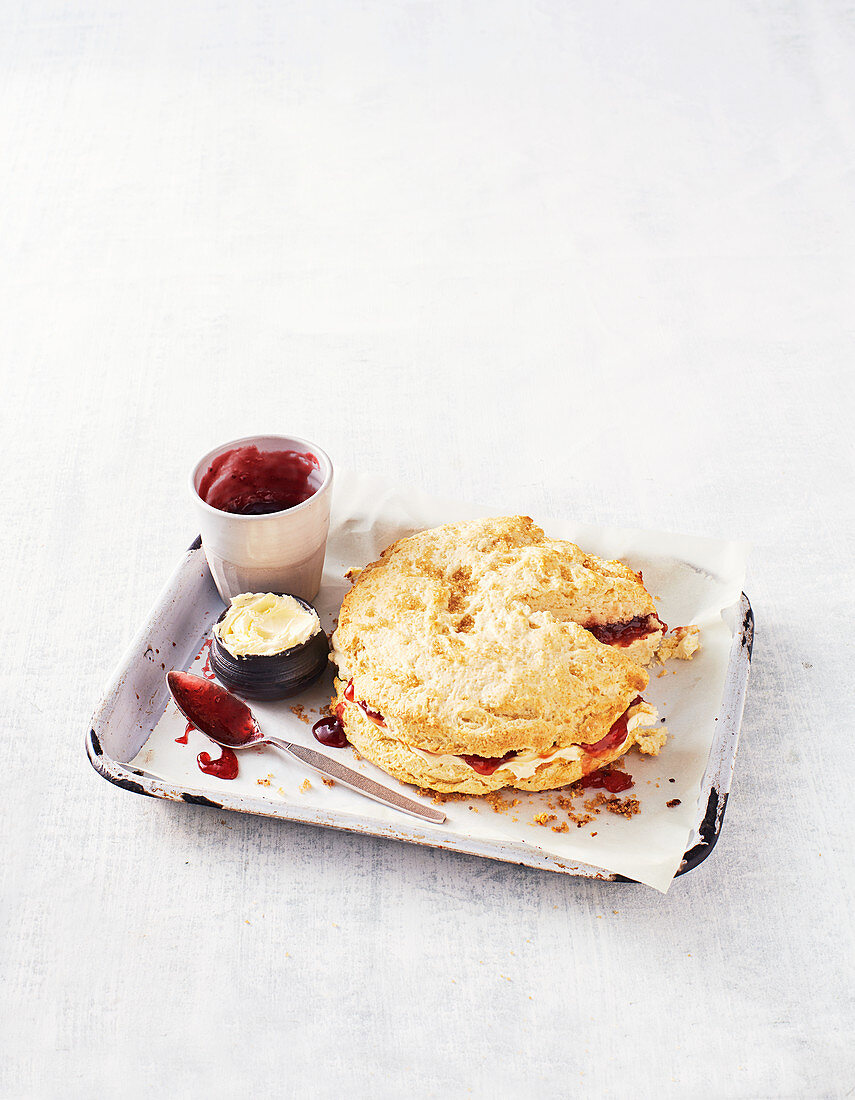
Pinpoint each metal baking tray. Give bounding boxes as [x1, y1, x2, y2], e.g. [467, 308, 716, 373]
[86, 536, 753, 882]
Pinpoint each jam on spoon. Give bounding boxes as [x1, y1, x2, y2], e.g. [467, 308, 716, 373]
[168, 670, 258, 747]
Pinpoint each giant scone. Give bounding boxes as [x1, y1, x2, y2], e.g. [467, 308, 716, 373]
[330, 516, 672, 794]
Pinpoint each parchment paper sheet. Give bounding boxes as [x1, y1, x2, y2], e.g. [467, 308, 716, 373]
[134, 469, 749, 892]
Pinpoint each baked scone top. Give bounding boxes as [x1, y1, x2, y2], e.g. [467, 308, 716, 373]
[332, 516, 651, 756]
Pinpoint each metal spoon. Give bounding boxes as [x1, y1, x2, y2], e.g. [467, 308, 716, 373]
[166, 671, 446, 825]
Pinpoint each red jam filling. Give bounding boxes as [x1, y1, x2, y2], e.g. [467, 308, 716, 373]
[459, 751, 518, 775]
[312, 715, 349, 748]
[586, 614, 666, 647]
[198, 445, 320, 515]
[455, 696, 646, 774]
[343, 679, 386, 727]
[582, 696, 643, 755]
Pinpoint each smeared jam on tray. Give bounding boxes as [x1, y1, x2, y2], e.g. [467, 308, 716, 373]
[198, 444, 320, 515]
[313, 715, 349, 748]
[175, 721, 192, 745]
[586, 614, 666, 647]
[199, 638, 215, 680]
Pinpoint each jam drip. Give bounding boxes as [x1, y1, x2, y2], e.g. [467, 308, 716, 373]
[313, 715, 349, 748]
[586, 614, 666, 647]
[198, 445, 320, 515]
[576, 769, 634, 793]
[197, 746, 239, 780]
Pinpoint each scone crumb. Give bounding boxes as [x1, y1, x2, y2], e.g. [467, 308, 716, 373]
[554, 793, 596, 828]
[483, 793, 520, 814]
[656, 625, 700, 662]
[636, 726, 668, 755]
[256, 774, 273, 788]
[667, 798, 682, 808]
[551, 821, 570, 833]
[321, 777, 336, 788]
[416, 787, 471, 805]
[299, 779, 312, 793]
[583, 793, 641, 818]
[289, 705, 311, 724]
[533, 813, 557, 826]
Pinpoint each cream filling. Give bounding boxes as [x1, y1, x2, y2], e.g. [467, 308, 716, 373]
[216, 592, 320, 657]
[343, 691, 658, 780]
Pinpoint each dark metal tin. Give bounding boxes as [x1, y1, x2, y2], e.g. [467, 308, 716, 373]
[209, 596, 329, 700]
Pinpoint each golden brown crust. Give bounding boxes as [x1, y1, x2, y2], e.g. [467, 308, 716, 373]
[331, 517, 660, 758]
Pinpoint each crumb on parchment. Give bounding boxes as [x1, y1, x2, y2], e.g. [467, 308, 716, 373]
[483, 792, 521, 814]
[321, 777, 336, 788]
[419, 773, 647, 829]
[584, 792, 641, 819]
[299, 779, 312, 793]
[636, 725, 668, 755]
[656, 624, 701, 662]
[289, 705, 311, 724]
[416, 788, 472, 806]
[256, 774, 273, 788]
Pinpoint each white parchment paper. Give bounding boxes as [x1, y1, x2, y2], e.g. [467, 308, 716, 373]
[134, 470, 749, 892]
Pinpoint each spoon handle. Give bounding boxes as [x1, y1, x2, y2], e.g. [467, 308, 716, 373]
[266, 739, 447, 825]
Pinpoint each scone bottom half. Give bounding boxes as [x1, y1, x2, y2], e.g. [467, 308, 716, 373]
[332, 677, 666, 795]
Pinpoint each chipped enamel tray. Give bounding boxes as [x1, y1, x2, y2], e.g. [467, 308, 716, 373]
[87, 480, 752, 889]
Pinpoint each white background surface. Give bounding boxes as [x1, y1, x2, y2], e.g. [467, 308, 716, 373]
[2, 1, 853, 1096]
